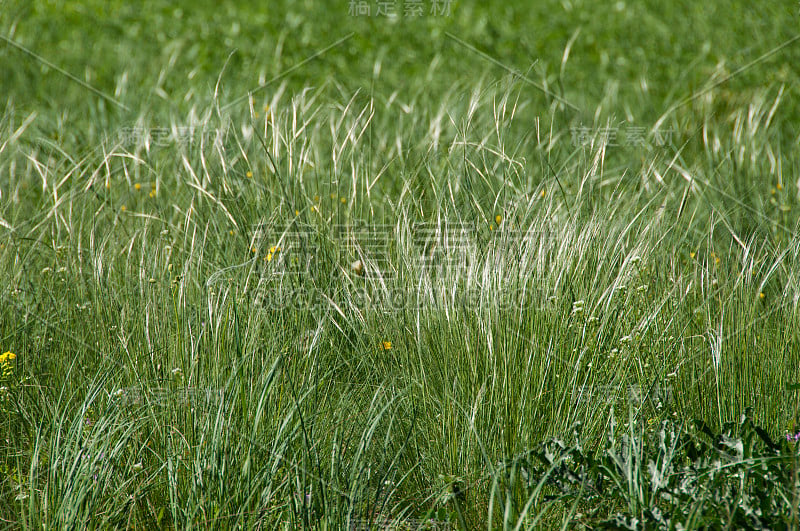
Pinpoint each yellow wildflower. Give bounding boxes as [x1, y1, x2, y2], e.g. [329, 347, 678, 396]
[0, 351, 15, 364]
[380, 341, 392, 351]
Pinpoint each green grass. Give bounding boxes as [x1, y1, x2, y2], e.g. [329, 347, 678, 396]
[2, 0, 800, 528]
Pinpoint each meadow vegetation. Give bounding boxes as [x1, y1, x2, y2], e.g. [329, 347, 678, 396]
[1, 1, 800, 527]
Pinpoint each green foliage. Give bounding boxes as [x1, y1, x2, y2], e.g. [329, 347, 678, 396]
[492, 410, 800, 529]
[2, 0, 800, 527]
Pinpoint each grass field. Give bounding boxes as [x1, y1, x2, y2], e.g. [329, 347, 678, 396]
[2, 0, 800, 528]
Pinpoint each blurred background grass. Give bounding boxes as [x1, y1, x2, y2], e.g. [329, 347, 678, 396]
[3, 1, 798, 128]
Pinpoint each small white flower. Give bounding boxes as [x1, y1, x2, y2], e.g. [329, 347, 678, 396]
[171, 367, 182, 377]
[132, 462, 143, 471]
[112, 389, 125, 398]
[620, 335, 632, 344]
[630, 256, 641, 265]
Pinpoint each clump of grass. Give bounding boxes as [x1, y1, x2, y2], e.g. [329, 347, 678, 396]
[487, 408, 800, 529]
